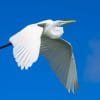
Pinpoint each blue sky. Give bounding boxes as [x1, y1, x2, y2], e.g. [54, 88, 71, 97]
[0, 0, 100, 99]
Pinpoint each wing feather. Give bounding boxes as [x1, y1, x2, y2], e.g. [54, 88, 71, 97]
[40, 36, 79, 93]
[9, 24, 43, 70]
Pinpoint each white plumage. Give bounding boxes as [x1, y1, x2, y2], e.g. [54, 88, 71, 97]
[9, 24, 43, 69]
[8, 19, 78, 93]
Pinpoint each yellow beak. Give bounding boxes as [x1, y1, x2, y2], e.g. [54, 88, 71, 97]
[61, 20, 76, 25]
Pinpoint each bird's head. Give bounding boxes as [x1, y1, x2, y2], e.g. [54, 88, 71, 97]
[37, 19, 76, 39]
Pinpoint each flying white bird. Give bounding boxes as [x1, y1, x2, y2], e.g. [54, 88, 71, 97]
[0, 19, 79, 93]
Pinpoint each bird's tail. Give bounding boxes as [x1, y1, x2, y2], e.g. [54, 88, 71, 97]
[0, 43, 12, 50]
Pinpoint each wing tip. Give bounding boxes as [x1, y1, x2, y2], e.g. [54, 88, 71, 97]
[67, 81, 79, 94]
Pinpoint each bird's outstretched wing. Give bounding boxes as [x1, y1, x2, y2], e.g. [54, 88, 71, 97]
[40, 36, 79, 93]
[9, 24, 43, 70]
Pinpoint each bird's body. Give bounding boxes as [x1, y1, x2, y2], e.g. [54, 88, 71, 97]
[0, 19, 79, 93]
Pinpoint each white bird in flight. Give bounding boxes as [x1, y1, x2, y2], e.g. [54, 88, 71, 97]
[0, 19, 79, 93]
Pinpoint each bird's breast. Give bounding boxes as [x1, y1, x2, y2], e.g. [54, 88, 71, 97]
[43, 27, 64, 39]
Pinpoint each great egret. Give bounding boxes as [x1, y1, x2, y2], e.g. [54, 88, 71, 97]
[0, 19, 79, 93]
